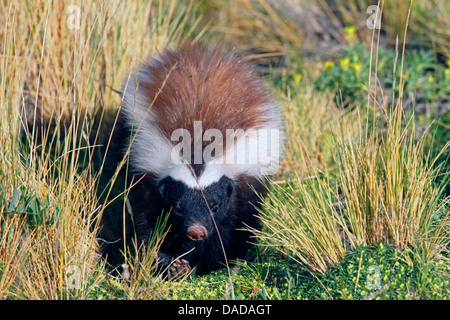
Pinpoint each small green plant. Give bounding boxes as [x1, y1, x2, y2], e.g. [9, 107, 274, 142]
[314, 40, 450, 111]
[330, 243, 450, 300]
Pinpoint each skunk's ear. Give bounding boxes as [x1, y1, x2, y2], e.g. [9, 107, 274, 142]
[158, 183, 167, 200]
[217, 176, 234, 199]
[158, 176, 174, 200]
[227, 180, 235, 199]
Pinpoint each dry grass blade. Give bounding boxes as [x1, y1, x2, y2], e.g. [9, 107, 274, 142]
[123, 216, 173, 300]
[0, 216, 33, 299]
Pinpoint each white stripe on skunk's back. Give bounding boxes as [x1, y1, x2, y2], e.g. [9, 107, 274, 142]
[120, 43, 284, 188]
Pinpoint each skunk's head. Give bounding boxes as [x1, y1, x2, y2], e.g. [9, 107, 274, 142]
[158, 174, 235, 241]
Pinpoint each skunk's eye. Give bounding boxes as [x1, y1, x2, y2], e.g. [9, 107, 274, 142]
[172, 205, 183, 216]
[209, 200, 219, 214]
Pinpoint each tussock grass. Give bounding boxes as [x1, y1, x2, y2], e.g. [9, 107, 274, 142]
[255, 174, 346, 274]
[336, 107, 449, 251]
[252, 1, 450, 275]
[254, 96, 449, 274]
[0, 0, 199, 299]
[121, 215, 186, 300]
[278, 86, 359, 177]
[0, 216, 31, 297]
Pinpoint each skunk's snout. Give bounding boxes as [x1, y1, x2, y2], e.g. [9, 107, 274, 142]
[187, 224, 208, 241]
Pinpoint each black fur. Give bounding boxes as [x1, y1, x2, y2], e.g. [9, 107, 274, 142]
[134, 174, 265, 276]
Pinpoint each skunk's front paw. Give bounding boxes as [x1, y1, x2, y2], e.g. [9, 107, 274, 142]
[167, 258, 191, 280]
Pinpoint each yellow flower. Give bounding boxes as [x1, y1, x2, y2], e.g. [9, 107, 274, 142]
[352, 62, 363, 74]
[344, 26, 356, 42]
[427, 75, 434, 83]
[418, 114, 425, 126]
[324, 60, 335, 70]
[340, 57, 350, 71]
[293, 73, 302, 84]
[445, 68, 450, 80]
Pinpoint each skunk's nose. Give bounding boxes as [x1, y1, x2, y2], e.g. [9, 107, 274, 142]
[187, 224, 208, 241]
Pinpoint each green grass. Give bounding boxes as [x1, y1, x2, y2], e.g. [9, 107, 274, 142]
[86, 243, 450, 300]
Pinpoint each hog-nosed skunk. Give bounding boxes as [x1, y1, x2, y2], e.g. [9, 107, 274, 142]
[120, 42, 284, 278]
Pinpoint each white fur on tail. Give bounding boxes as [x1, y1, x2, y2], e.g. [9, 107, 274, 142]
[121, 46, 284, 189]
